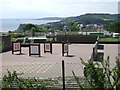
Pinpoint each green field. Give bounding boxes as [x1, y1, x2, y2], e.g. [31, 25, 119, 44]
[101, 18, 111, 21]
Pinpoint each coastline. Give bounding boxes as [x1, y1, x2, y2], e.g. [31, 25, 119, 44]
[1, 19, 60, 32]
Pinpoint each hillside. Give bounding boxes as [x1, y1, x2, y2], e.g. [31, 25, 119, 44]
[61, 13, 118, 25]
[17, 13, 119, 31]
[39, 13, 118, 30]
[17, 24, 26, 31]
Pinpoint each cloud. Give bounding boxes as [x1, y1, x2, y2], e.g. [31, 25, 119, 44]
[1, 0, 118, 18]
[89, 0, 119, 2]
[55, 0, 119, 3]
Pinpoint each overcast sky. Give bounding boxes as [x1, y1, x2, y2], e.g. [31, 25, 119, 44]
[0, 0, 119, 19]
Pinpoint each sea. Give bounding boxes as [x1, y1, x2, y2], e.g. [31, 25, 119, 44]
[0, 19, 60, 32]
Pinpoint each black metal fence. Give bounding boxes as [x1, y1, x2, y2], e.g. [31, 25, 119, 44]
[2, 61, 84, 89]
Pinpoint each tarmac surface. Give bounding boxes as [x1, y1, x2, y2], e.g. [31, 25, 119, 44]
[0, 44, 119, 78]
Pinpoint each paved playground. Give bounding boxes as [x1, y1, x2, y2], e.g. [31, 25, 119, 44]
[1, 44, 119, 78]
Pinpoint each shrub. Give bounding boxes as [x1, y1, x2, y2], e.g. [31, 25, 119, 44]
[73, 56, 120, 89]
[2, 70, 50, 89]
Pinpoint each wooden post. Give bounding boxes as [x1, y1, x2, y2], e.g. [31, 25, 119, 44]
[93, 47, 95, 60]
[50, 42, 52, 54]
[12, 42, 14, 54]
[29, 43, 31, 56]
[38, 44, 41, 57]
[62, 43, 64, 56]
[62, 60, 65, 90]
[19, 43, 21, 54]
[62, 42, 69, 56]
[44, 42, 46, 53]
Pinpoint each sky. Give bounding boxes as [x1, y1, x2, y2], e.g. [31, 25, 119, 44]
[0, 0, 119, 19]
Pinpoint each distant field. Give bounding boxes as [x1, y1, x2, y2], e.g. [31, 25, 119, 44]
[101, 18, 111, 21]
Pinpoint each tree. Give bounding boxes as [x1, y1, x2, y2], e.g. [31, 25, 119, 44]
[104, 22, 120, 33]
[55, 25, 63, 30]
[23, 24, 38, 37]
[67, 25, 79, 31]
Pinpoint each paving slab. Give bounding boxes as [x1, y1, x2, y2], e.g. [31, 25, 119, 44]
[0, 44, 119, 78]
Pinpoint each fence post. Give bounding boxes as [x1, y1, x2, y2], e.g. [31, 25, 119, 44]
[62, 60, 65, 90]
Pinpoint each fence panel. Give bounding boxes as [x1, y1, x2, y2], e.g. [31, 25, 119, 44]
[2, 62, 85, 89]
[65, 62, 84, 89]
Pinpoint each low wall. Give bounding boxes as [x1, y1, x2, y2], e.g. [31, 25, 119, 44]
[0, 36, 12, 52]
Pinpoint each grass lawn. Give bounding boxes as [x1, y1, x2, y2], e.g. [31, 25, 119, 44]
[12, 37, 24, 41]
[99, 38, 120, 42]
